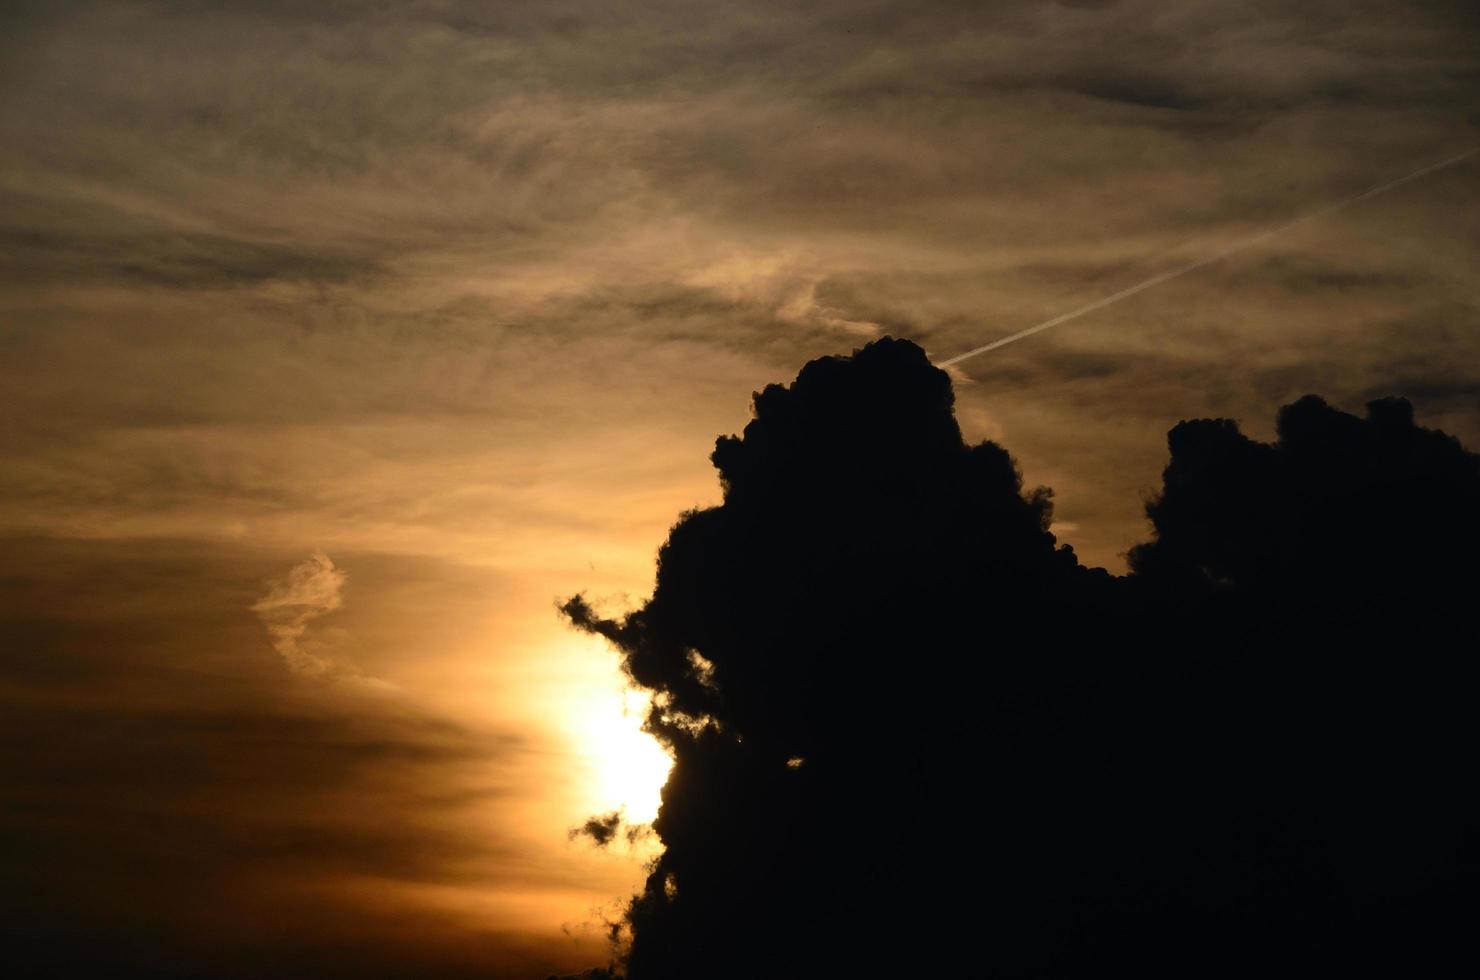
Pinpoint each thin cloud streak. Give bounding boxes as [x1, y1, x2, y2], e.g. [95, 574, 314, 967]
[937, 145, 1480, 367]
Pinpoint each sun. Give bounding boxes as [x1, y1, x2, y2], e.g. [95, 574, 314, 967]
[578, 686, 674, 824]
[553, 636, 674, 826]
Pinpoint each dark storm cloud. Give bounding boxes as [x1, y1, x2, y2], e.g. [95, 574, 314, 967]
[566, 338, 1478, 976]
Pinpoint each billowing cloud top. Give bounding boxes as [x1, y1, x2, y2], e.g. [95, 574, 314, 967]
[567, 338, 1478, 977]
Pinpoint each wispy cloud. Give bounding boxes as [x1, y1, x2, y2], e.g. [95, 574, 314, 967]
[251, 551, 347, 676]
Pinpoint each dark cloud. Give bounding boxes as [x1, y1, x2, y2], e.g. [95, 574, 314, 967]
[1129, 392, 1480, 602]
[571, 811, 625, 847]
[567, 338, 1478, 976]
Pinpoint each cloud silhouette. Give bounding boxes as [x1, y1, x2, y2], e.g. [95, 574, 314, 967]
[570, 810, 625, 848]
[567, 337, 1478, 977]
[1131, 392, 1480, 611]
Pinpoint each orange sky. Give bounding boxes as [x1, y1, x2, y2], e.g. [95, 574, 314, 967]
[2, 2, 1478, 977]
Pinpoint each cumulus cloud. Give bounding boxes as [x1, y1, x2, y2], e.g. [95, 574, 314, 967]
[565, 338, 1111, 975]
[1130, 391, 1480, 610]
[251, 551, 347, 676]
[566, 337, 1479, 977]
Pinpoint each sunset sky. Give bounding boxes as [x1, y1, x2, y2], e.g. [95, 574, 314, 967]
[3, 2, 1478, 976]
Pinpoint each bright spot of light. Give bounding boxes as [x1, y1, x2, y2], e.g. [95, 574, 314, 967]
[577, 685, 672, 824]
[543, 634, 674, 831]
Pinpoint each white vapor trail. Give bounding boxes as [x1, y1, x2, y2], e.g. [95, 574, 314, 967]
[936, 146, 1479, 368]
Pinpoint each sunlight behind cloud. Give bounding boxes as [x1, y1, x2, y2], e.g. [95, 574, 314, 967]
[547, 636, 673, 826]
[577, 686, 673, 825]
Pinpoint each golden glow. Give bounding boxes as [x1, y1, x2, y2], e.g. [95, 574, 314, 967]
[575, 685, 673, 824]
[546, 636, 674, 826]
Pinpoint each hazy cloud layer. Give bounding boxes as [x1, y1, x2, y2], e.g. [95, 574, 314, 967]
[4, 0, 1476, 572]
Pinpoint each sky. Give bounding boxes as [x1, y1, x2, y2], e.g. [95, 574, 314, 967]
[2, 1, 1477, 976]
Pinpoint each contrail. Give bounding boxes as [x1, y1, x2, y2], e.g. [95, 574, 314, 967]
[936, 146, 1479, 368]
